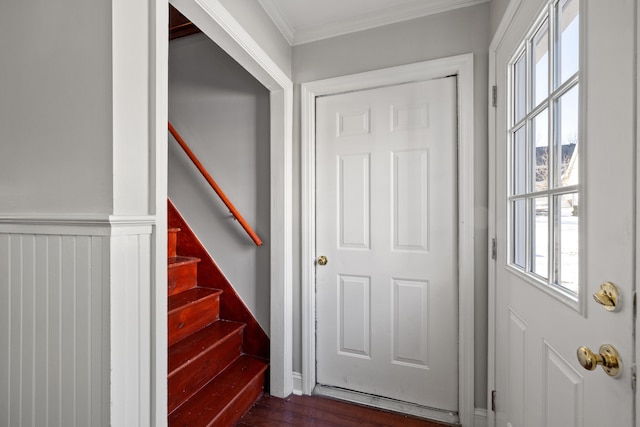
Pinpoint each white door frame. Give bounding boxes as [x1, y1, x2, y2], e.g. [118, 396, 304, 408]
[637, 2, 640, 422]
[301, 54, 475, 426]
[163, 0, 294, 402]
[486, 1, 523, 425]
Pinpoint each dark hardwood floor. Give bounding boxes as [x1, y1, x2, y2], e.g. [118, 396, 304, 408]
[236, 394, 456, 427]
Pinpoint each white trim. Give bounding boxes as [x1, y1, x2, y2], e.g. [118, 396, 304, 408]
[301, 54, 475, 426]
[150, 1, 169, 425]
[259, 0, 490, 46]
[110, 232, 153, 426]
[488, 3, 525, 426]
[636, 0, 640, 424]
[474, 408, 489, 427]
[168, 0, 293, 398]
[172, 0, 291, 91]
[0, 214, 155, 236]
[256, 0, 295, 45]
[487, 48, 498, 427]
[292, 372, 303, 396]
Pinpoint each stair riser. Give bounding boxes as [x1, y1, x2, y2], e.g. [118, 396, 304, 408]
[168, 296, 220, 346]
[168, 262, 198, 296]
[168, 329, 244, 413]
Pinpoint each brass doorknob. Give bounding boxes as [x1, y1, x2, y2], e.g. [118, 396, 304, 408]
[317, 255, 328, 266]
[593, 282, 620, 312]
[576, 344, 621, 377]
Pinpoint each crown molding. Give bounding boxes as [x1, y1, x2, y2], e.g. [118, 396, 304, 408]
[259, 0, 490, 46]
[256, 0, 295, 45]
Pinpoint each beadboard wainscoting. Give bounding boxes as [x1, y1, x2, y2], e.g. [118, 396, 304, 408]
[0, 215, 154, 426]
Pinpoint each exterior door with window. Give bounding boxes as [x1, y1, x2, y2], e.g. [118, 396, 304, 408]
[493, 1, 635, 425]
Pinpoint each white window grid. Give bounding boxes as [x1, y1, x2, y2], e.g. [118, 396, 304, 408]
[507, 0, 580, 298]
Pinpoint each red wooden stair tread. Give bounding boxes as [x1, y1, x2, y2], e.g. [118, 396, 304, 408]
[168, 287, 222, 312]
[169, 355, 268, 425]
[168, 256, 200, 267]
[168, 320, 244, 374]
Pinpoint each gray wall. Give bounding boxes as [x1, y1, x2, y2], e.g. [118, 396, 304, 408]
[169, 33, 272, 333]
[291, 3, 491, 409]
[0, 1, 112, 214]
[490, 0, 512, 40]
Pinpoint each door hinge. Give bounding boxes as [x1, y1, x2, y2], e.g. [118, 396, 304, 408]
[491, 390, 497, 412]
[491, 238, 497, 260]
[491, 85, 497, 107]
[632, 365, 637, 392]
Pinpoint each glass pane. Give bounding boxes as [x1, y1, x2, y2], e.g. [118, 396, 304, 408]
[532, 197, 549, 278]
[558, 193, 579, 293]
[533, 109, 549, 191]
[532, 21, 549, 106]
[556, 84, 579, 187]
[514, 53, 527, 123]
[513, 199, 526, 268]
[557, 0, 580, 86]
[513, 126, 527, 195]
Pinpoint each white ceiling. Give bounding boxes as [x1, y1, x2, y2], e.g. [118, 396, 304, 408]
[257, 0, 491, 46]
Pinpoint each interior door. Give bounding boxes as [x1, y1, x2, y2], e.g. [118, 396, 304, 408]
[315, 78, 458, 412]
[493, 1, 635, 426]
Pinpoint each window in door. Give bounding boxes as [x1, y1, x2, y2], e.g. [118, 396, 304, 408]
[508, 0, 580, 298]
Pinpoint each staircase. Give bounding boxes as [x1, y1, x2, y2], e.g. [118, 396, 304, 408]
[167, 202, 269, 426]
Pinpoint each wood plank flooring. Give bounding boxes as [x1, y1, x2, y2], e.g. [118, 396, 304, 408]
[237, 394, 456, 427]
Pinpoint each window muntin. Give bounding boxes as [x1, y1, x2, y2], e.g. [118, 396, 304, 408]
[508, 0, 580, 297]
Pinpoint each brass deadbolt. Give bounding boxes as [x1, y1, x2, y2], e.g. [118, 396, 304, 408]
[593, 282, 621, 312]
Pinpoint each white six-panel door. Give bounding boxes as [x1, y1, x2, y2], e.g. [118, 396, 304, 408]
[315, 78, 459, 413]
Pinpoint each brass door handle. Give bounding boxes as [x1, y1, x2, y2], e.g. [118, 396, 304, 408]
[576, 344, 622, 377]
[593, 282, 620, 312]
[317, 255, 328, 266]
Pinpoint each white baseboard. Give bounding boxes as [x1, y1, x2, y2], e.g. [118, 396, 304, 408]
[292, 372, 304, 396]
[474, 408, 488, 427]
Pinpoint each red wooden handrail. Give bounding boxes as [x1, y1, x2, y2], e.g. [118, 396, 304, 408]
[168, 122, 263, 246]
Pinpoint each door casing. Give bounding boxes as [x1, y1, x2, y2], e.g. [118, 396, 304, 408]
[301, 54, 476, 426]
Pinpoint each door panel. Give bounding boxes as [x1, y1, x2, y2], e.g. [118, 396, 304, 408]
[315, 78, 458, 411]
[493, 1, 635, 426]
